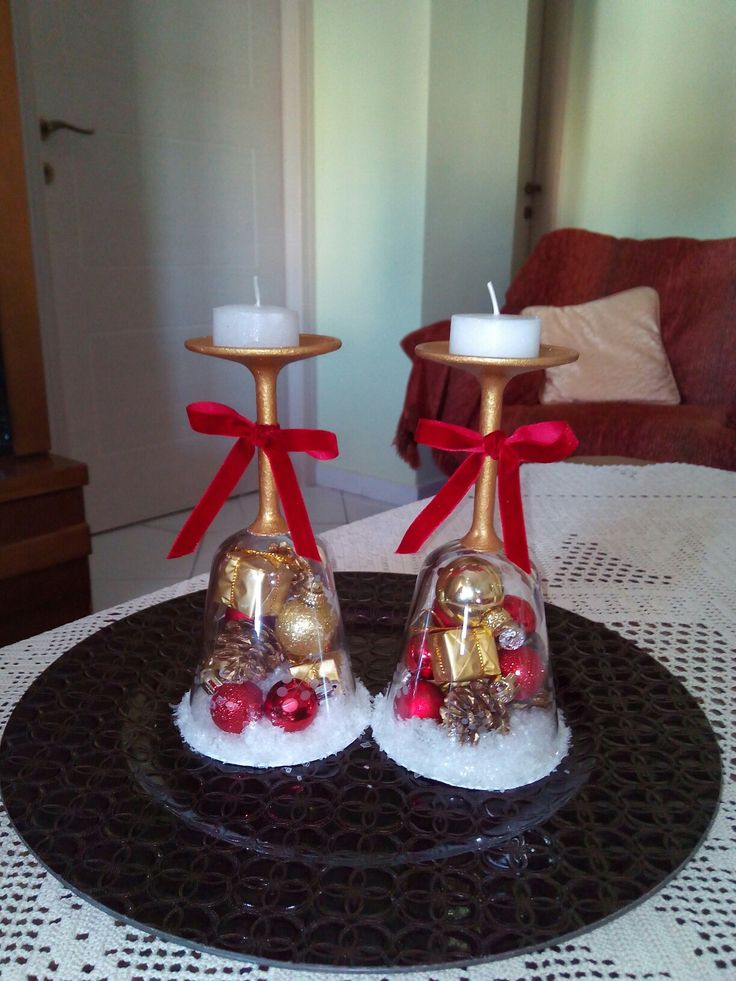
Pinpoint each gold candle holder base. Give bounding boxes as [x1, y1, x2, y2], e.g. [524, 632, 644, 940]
[185, 334, 341, 538]
[414, 341, 578, 553]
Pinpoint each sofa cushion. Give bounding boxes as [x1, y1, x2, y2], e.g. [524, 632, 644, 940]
[394, 230, 736, 475]
[504, 228, 736, 410]
[521, 287, 680, 405]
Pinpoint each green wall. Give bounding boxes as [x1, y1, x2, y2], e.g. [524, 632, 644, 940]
[312, 0, 735, 493]
[313, 0, 529, 491]
[422, 0, 529, 323]
[557, 0, 736, 239]
[313, 0, 431, 489]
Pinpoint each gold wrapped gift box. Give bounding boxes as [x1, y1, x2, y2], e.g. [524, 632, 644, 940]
[289, 653, 341, 684]
[428, 626, 500, 686]
[216, 548, 294, 618]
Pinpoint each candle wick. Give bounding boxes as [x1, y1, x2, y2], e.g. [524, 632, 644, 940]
[253, 275, 261, 307]
[487, 281, 500, 316]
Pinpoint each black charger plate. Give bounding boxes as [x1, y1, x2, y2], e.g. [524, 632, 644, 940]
[0, 573, 721, 971]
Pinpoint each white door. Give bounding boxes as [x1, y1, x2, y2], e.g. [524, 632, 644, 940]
[16, 0, 288, 531]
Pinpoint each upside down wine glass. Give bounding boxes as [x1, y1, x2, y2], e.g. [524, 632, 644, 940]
[372, 340, 579, 790]
[172, 334, 370, 767]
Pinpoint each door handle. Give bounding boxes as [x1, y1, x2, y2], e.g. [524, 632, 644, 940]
[39, 118, 95, 140]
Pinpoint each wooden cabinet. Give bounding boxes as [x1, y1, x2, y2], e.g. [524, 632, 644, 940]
[0, 0, 91, 644]
[0, 455, 91, 644]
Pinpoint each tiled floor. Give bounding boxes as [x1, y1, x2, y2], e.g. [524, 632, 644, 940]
[89, 486, 392, 613]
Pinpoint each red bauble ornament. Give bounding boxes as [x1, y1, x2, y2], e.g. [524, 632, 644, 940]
[264, 679, 319, 732]
[210, 681, 263, 733]
[404, 633, 434, 679]
[502, 595, 537, 634]
[431, 602, 456, 629]
[394, 679, 444, 721]
[499, 646, 545, 700]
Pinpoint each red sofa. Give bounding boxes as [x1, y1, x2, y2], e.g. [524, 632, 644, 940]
[395, 228, 736, 474]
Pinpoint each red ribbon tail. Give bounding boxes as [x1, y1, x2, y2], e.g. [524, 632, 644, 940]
[167, 440, 254, 559]
[266, 446, 321, 562]
[496, 422, 578, 573]
[396, 455, 482, 553]
[497, 455, 531, 574]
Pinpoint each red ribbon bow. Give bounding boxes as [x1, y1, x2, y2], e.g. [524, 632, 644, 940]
[396, 419, 578, 573]
[167, 402, 338, 562]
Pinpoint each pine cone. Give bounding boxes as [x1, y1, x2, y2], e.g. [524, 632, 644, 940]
[201, 619, 285, 692]
[440, 676, 517, 745]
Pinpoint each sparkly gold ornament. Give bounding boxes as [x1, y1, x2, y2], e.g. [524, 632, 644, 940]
[275, 580, 338, 661]
[435, 556, 504, 625]
[481, 605, 515, 633]
[481, 606, 526, 651]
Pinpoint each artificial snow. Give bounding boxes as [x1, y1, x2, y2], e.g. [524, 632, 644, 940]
[371, 693, 571, 791]
[175, 680, 372, 767]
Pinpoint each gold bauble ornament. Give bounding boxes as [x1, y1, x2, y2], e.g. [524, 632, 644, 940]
[275, 580, 338, 661]
[435, 556, 504, 625]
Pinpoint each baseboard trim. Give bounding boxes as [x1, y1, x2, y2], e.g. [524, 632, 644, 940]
[314, 462, 443, 506]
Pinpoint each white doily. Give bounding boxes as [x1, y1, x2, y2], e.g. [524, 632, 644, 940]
[0, 463, 734, 981]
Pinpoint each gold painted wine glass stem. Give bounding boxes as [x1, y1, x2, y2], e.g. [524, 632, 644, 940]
[248, 363, 288, 536]
[460, 372, 508, 552]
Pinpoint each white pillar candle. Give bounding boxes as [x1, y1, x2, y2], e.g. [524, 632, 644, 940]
[212, 305, 299, 348]
[449, 281, 541, 358]
[212, 278, 299, 348]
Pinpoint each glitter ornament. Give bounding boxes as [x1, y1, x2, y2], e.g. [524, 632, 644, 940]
[275, 579, 338, 661]
[497, 624, 526, 650]
[210, 682, 264, 733]
[503, 595, 537, 634]
[404, 633, 435, 679]
[481, 605, 526, 651]
[265, 678, 319, 732]
[394, 679, 444, 721]
[499, 646, 545, 700]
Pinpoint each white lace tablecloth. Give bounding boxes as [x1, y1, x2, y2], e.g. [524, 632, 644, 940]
[1, 463, 734, 981]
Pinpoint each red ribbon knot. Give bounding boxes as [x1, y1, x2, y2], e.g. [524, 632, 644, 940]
[167, 401, 338, 562]
[396, 419, 578, 573]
